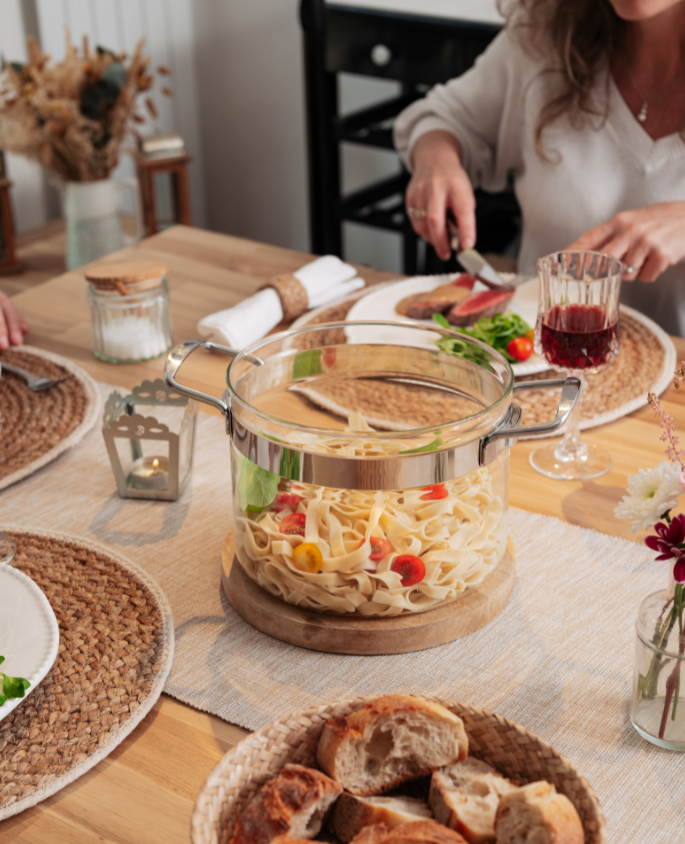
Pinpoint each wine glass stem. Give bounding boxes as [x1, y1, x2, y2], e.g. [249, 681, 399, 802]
[554, 371, 589, 463]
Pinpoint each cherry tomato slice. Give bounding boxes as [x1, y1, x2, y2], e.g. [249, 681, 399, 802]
[292, 542, 323, 573]
[359, 536, 393, 561]
[525, 328, 535, 344]
[279, 513, 306, 536]
[274, 492, 303, 513]
[507, 336, 534, 362]
[391, 555, 426, 587]
[421, 483, 448, 501]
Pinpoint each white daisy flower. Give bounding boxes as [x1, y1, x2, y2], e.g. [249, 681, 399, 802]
[615, 461, 684, 533]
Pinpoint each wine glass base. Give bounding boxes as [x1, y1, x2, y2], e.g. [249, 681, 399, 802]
[529, 442, 612, 481]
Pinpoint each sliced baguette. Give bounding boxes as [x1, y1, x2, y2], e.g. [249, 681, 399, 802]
[429, 759, 517, 844]
[228, 763, 342, 844]
[316, 695, 468, 796]
[350, 819, 469, 844]
[494, 781, 584, 844]
[331, 793, 433, 842]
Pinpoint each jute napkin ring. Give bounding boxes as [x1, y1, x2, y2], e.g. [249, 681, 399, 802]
[261, 274, 309, 321]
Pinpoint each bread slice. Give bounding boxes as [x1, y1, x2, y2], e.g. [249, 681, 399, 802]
[331, 793, 433, 842]
[429, 759, 517, 844]
[316, 695, 468, 796]
[495, 781, 584, 844]
[350, 819, 469, 844]
[228, 763, 342, 844]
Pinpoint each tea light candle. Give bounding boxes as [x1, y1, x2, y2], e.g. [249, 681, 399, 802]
[128, 456, 169, 491]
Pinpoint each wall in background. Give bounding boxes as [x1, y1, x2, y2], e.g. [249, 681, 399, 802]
[1, 0, 404, 273]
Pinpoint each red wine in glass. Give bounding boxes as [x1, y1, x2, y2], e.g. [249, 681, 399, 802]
[540, 304, 619, 370]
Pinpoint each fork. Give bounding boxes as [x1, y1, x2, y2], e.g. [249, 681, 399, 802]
[0, 362, 74, 392]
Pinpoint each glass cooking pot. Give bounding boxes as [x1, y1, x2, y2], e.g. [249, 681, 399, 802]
[166, 321, 579, 617]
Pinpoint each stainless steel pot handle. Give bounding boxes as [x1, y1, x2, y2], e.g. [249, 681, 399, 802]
[479, 376, 581, 464]
[164, 339, 263, 416]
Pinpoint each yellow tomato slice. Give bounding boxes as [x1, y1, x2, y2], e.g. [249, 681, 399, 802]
[292, 542, 323, 573]
[525, 328, 535, 344]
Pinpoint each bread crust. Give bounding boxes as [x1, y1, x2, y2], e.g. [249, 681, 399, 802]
[495, 782, 584, 844]
[331, 793, 432, 842]
[229, 764, 342, 844]
[351, 819, 469, 844]
[316, 695, 468, 795]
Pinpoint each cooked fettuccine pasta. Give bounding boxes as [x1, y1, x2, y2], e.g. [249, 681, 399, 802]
[233, 459, 506, 617]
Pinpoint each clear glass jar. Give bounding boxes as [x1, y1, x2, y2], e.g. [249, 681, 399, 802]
[631, 589, 685, 751]
[86, 263, 173, 364]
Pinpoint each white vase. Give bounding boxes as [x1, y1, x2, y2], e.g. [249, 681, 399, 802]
[61, 177, 143, 270]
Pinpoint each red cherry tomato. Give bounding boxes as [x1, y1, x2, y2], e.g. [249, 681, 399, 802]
[279, 513, 306, 536]
[359, 536, 393, 561]
[322, 347, 337, 369]
[274, 492, 303, 513]
[507, 336, 534, 362]
[391, 555, 426, 587]
[421, 483, 448, 501]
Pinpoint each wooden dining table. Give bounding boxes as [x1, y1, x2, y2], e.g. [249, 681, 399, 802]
[2, 223, 684, 843]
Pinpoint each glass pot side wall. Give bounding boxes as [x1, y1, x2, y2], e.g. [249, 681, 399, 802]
[230, 441, 509, 617]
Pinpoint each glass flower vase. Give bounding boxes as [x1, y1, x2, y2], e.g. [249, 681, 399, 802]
[631, 588, 685, 750]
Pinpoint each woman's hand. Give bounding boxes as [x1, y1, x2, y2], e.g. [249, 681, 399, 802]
[0, 292, 28, 350]
[406, 131, 476, 261]
[567, 202, 685, 281]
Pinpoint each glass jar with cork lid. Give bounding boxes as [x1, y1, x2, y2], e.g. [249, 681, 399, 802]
[85, 261, 173, 364]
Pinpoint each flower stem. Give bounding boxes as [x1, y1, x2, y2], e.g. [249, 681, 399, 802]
[659, 584, 685, 739]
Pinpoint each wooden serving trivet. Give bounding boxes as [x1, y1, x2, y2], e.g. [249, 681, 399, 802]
[0, 528, 174, 820]
[0, 346, 101, 490]
[294, 296, 675, 431]
[221, 532, 515, 655]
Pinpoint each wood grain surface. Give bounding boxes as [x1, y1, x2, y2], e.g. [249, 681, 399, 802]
[2, 224, 685, 842]
[222, 533, 516, 654]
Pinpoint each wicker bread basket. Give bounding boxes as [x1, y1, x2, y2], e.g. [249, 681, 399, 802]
[191, 696, 606, 844]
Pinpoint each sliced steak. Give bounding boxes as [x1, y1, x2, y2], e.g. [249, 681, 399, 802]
[397, 275, 476, 320]
[446, 288, 515, 326]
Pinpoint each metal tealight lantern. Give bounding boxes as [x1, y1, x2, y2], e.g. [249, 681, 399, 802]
[102, 377, 197, 500]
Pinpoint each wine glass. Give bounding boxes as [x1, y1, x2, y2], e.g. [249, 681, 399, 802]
[530, 250, 623, 481]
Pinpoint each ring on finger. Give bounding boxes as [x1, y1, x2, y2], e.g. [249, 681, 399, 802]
[407, 207, 427, 221]
[625, 265, 636, 275]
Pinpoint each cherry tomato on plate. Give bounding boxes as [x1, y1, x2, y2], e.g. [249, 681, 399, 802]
[391, 555, 426, 587]
[507, 336, 534, 362]
[421, 483, 448, 501]
[279, 513, 306, 536]
[274, 492, 303, 513]
[292, 542, 322, 573]
[359, 536, 392, 561]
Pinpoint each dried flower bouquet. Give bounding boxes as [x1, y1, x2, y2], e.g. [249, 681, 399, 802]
[0, 31, 169, 181]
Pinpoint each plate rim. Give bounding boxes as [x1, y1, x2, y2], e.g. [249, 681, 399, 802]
[0, 564, 60, 722]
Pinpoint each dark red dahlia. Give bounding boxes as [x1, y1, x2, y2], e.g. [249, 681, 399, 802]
[646, 515, 685, 579]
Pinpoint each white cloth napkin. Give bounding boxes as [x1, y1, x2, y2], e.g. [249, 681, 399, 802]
[197, 255, 365, 350]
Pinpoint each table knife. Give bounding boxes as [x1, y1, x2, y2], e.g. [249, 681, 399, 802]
[447, 218, 515, 289]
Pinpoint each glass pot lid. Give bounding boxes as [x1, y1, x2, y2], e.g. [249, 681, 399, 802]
[226, 321, 514, 459]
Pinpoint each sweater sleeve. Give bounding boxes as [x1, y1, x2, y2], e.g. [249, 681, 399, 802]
[393, 29, 528, 193]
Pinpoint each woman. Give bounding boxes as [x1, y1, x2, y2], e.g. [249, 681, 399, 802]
[394, 0, 685, 335]
[0, 292, 27, 349]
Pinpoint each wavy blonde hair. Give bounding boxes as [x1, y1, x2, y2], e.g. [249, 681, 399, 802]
[499, 0, 626, 155]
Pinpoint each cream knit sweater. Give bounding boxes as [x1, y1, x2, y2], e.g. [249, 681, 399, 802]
[394, 28, 685, 336]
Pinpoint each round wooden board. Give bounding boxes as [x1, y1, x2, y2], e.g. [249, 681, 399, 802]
[221, 533, 515, 654]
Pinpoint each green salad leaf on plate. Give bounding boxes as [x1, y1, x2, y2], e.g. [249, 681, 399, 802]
[432, 312, 531, 364]
[0, 656, 30, 706]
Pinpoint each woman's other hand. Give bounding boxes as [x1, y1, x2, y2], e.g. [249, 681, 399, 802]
[406, 131, 477, 261]
[0, 292, 28, 350]
[567, 202, 685, 281]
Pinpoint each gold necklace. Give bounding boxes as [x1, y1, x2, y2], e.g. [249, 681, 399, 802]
[626, 58, 684, 123]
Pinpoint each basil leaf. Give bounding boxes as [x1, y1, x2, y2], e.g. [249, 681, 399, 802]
[399, 437, 443, 455]
[238, 457, 280, 512]
[292, 349, 322, 379]
[0, 671, 30, 700]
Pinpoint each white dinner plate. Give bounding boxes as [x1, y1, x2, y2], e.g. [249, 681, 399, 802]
[0, 564, 60, 722]
[345, 273, 546, 376]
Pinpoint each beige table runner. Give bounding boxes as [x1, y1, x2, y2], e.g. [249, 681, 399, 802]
[0, 385, 680, 840]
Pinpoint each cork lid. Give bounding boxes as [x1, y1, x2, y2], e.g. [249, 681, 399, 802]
[85, 261, 168, 295]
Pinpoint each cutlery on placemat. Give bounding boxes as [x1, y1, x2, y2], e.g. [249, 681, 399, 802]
[0, 362, 73, 392]
[447, 217, 522, 289]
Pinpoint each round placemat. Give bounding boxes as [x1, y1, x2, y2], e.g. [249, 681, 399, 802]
[0, 527, 174, 820]
[0, 346, 101, 490]
[293, 292, 675, 430]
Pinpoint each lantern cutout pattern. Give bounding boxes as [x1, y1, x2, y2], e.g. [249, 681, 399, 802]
[103, 377, 197, 500]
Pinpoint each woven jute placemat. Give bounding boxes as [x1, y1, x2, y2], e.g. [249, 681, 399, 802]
[191, 695, 606, 844]
[293, 293, 675, 431]
[0, 527, 174, 821]
[0, 346, 101, 490]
